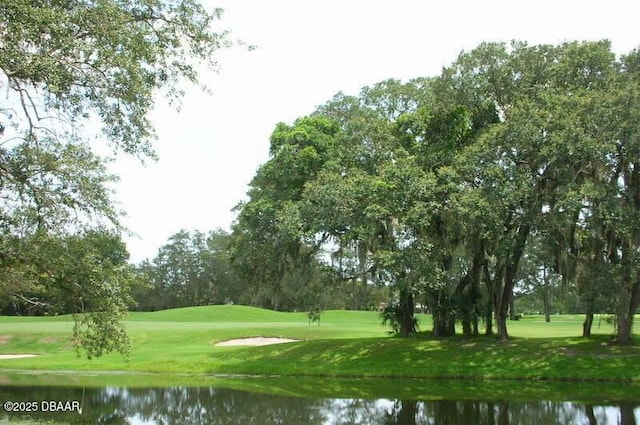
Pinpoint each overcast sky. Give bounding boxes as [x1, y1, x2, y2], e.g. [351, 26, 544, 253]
[111, 0, 640, 263]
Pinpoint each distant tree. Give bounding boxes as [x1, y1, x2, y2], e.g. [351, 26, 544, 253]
[514, 234, 563, 322]
[134, 229, 246, 310]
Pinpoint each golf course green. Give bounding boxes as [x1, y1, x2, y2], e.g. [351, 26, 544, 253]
[0, 305, 639, 382]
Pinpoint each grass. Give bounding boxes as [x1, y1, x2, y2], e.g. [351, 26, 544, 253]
[0, 306, 639, 383]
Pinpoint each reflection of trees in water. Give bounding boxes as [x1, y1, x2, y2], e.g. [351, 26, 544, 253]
[90, 387, 328, 424]
[412, 400, 638, 425]
[0, 386, 638, 424]
[620, 402, 638, 425]
[0, 386, 327, 424]
[119, 387, 326, 424]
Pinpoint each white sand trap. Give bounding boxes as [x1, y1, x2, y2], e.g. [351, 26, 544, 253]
[0, 354, 38, 359]
[215, 337, 298, 347]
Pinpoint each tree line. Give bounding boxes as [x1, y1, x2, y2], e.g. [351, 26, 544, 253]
[231, 40, 640, 343]
[131, 228, 390, 313]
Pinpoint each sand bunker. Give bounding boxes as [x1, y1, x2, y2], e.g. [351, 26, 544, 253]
[0, 354, 38, 359]
[214, 337, 298, 347]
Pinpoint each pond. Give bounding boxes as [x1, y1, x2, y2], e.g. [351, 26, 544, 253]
[1, 373, 639, 424]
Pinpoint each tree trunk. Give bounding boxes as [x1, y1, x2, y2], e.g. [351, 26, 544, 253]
[543, 267, 551, 322]
[582, 313, 593, 337]
[457, 249, 484, 336]
[432, 307, 455, 337]
[543, 289, 551, 323]
[616, 313, 633, 344]
[430, 289, 455, 337]
[493, 262, 510, 341]
[620, 401, 637, 425]
[271, 283, 281, 311]
[615, 244, 640, 344]
[397, 400, 417, 425]
[485, 309, 493, 335]
[615, 275, 638, 344]
[459, 287, 473, 336]
[399, 287, 416, 336]
[497, 401, 510, 425]
[484, 266, 494, 335]
[486, 402, 496, 425]
[584, 405, 597, 425]
[462, 316, 472, 336]
[494, 223, 530, 340]
[495, 306, 509, 341]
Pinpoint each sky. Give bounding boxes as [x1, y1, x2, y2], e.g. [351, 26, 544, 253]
[111, 0, 640, 263]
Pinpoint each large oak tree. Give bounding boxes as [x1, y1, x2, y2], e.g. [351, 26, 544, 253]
[235, 40, 640, 344]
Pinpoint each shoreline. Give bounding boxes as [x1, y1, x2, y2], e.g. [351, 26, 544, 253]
[2, 368, 640, 404]
[0, 367, 638, 383]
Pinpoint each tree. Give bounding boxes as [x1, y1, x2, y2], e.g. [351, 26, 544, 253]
[438, 40, 625, 340]
[233, 40, 640, 344]
[394, 103, 492, 337]
[231, 117, 340, 311]
[0, 230, 136, 359]
[0, 0, 230, 357]
[0, 0, 228, 155]
[134, 229, 247, 310]
[310, 80, 448, 336]
[514, 233, 564, 322]
[578, 47, 640, 343]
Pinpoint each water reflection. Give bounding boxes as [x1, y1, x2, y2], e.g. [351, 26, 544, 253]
[0, 385, 638, 424]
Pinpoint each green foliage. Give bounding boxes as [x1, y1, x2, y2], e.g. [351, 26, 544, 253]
[307, 307, 322, 326]
[233, 40, 640, 344]
[0, 139, 119, 236]
[134, 229, 247, 311]
[0, 0, 231, 358]
[72, 311, 131, 361]
[0, 0, 228, 155]
[0, 231, 136, 360]
[231, 117, 344, 311]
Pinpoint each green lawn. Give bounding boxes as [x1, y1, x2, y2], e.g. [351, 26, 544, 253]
[0, 306, 638, 382]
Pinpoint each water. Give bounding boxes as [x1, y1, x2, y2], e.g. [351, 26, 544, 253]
[1, 378, 639, 424]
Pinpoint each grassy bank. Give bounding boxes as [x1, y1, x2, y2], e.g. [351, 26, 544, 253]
[0, 306, 638, 382]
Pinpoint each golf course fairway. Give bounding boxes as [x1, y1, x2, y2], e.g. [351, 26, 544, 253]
[0, 305, 639, 382]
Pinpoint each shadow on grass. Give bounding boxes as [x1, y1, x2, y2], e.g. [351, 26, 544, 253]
[208, 333, 640, 383]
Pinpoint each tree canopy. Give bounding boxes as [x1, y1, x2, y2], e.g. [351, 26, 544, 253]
[0, 0, 227, 155]
[233, 40, 640, 343]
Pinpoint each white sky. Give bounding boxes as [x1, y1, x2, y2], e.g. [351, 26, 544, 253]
[111, 0, 640, 263]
